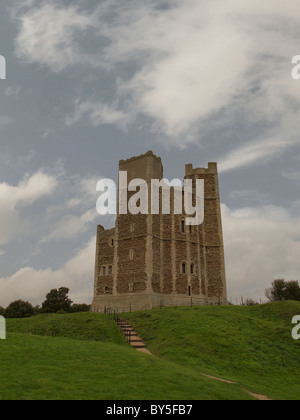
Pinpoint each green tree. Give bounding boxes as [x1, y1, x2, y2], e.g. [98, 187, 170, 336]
[284, 281, 300, 301]
[266, 279, 300, 302]
[265, 279, 286, 302]
[41, 287, 73, 313]
[4, 300, 35, 318]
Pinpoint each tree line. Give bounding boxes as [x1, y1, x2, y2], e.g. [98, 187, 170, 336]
[0, 287, 90, 318]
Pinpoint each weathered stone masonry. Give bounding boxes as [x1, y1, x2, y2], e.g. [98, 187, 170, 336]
[91, 151, 227, 313]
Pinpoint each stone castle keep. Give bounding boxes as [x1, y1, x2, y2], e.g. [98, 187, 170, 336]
[91, 151, 227, 313]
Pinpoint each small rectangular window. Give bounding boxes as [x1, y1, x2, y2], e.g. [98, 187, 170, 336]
[182, 263, 186, 274]
[181, 220, 185, 233]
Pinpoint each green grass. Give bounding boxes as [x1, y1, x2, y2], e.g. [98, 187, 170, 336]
[123, 301, 300, 400]
[0, 333, 252, 400]
[3, 302, 300, 400]
[6, 312, 125, 344]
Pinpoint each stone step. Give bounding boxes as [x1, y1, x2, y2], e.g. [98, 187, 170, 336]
[122, 331, 140, 336]
[130, 341, 146, 348]
[128, 336, 143, 342]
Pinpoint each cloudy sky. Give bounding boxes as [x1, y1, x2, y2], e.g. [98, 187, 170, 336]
[0, 0, 300, 307]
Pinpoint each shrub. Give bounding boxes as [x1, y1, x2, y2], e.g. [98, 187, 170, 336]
[4, 300, 35, 318]
[69, 304, 91, 313]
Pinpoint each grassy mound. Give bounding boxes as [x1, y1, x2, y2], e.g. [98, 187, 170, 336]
[123, 301, 300, 400]
[0, 332, 252, 400]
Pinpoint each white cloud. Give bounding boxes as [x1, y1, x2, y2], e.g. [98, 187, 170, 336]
[98, 0, 300, 145]
[14, 3, 96, 72]
[218, 136, 294, 173]
[13, 0, 300, 158]
[65, 98, 129, 130]
[0, 171, 57, 245]
[222, 203, 300, 301]
[40, 174, 103, 243]
[0, 237, 95, 307]
[0, 170, 110, 307]
[43, 209, 98, 242]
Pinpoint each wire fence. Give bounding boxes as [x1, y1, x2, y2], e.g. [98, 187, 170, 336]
[99, 296, 268, 315]
[227, 297, 268, 306]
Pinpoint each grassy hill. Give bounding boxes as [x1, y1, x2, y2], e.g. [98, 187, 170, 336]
[0, 332, 252, 400]
[123, 301, 300, 400]
[2, 301, 300, 400]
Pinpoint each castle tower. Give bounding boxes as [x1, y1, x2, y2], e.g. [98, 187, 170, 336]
[91, 151, 227, 313]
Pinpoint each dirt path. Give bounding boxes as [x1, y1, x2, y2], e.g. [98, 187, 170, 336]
[199, 373, 271, 400]
[136, 347, 153, 355]
[241, 389, 271, 401]
[137, 351, 271, 400]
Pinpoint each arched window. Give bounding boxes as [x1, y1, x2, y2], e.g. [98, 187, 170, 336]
[108, 266, 113, 275]
[182, 263, 186, 274]
[104, 286, 109, 294]
[102, 266, 106, 276]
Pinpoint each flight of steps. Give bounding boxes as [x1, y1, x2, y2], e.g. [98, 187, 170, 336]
[116, 319, 147, 350]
